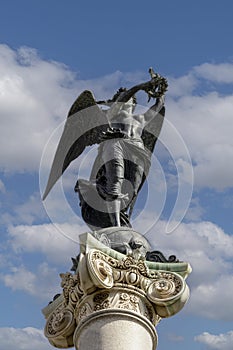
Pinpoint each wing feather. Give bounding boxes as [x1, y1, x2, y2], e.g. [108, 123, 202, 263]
[43, 90, 109, 200]
[142, 106, 165, 154]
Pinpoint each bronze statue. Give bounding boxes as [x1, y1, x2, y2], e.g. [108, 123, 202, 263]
[43, 68, 168, 230]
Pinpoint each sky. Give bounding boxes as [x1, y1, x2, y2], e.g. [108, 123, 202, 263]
[0, 0, 233, 349]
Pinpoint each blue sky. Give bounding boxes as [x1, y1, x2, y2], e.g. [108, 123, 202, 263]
[0, 1, 233, 349]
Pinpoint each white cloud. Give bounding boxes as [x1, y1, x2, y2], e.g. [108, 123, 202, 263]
[0, 327, 54, 350]
[8, 222, 84, 264]
[0, 263, 60, 299]
[2, 222, 86, 300]
[2, 192, 47, 225]
[0, 179, 5, 193]
[184, 197, 205, 221]
[146, 220, 233, 320]
[166, 91, 233, 189]
[148, 220, 233, 263]
[0, 45, 75, 173]
[190, 275, 233, 321]
[2, 265, 36, 293]
[167, 73, 197, 97]
[14, 193, 45, 224]
[194, 62, 233, 83]
[195, 330, 233, 350]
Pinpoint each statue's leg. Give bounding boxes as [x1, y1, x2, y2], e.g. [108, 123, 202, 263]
[103, 159, 124, 227]
[100, 140, 125, 227]
[104, 159, 124, 198]
[108, 198, 121, 227]
[100, 140, 125, 198]
[125, 158, 145, 219]
[131, 163, 144, 195]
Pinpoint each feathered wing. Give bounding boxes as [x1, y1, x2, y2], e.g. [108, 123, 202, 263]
[133, 105, 165, 201]
[42, 90, 109, 200]
[141, 105, 165, 154]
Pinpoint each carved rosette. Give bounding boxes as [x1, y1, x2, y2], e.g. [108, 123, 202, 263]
[147, 273, 183, 303]
[44, 302, 76, 348]
[87, 256, 114, 288]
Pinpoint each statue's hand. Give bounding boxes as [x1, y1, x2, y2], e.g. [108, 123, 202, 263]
[101, 128, 126, 141]
[144, 74, 168, 102]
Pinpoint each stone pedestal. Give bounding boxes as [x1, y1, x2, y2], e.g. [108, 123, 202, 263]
[42, 230, 191, 350]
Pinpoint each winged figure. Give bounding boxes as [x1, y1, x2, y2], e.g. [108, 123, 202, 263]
[43, 68, 168, 230]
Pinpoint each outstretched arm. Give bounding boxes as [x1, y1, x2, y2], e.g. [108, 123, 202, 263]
[117, 68, 168, 103]
[115, 80, 153, 103]
[105, 80, 154, 120]
[105, 77, 163, 120]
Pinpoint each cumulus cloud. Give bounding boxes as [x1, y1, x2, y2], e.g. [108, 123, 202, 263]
[184, 197, 205, 221]
[7, 222, 84, 264]
[195, 330, 233, 350]
[1, 221, 88, 299]
[166, 91, 233, 190]
[0, 327, 54, 350]
[0, 45, 74, 172]
[0, 263, 60, 299]
[0, 179, 5, 193]
[167, 73, 197, 97]
[194, 62, 233, 83]
[190, 275, 233, 321]
[146, 220, 233, 321]
[2, 192, 47, 225]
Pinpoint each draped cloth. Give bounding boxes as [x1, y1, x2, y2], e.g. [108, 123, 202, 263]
[75, 133, 151, 229]
[95, 137, 151, 201]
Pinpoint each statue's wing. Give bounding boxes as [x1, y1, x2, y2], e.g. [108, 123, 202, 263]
[141, 105, 165, 154]
[42, 90, 109, 200]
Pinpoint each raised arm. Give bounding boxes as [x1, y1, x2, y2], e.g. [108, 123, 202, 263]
[143, 95, 165, 124]
[117, 68, 168, 103]
[115, 80, 153, 103]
